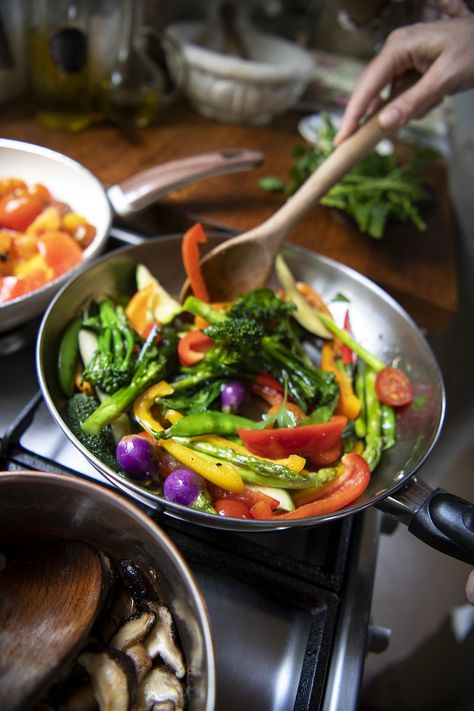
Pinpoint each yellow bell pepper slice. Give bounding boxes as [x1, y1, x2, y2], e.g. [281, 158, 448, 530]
[321, 342, 361, 421]
[134, 384, 244, 493]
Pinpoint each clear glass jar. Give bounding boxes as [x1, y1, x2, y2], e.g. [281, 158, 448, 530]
[98, 0, 165, 129]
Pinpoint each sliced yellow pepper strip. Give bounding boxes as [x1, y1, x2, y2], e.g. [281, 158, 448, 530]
[321, 342, 361, 421]
[134, 384, 244, 493]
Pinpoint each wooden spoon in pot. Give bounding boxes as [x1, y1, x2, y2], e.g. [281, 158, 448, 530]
[0, 540, 106, 711]
[179, 102, 398, 303]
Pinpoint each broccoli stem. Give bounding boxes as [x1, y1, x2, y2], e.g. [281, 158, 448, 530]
[182, 296, 226, 325]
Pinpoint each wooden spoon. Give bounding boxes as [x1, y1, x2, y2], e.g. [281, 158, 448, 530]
[179, 105, 394, 303]
[0, 540, 106, 711]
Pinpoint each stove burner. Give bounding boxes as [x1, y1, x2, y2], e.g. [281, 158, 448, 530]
[0, 316, 42, 356]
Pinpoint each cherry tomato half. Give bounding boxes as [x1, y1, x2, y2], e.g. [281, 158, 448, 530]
[0, 184, 51, 232]
[214, 499, 252, 519]
[375, 367, 414, 407]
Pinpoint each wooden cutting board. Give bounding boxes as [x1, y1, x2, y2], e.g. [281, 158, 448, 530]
[0, 99, 458, 333]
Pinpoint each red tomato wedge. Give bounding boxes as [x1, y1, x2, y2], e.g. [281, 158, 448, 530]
[375, 367, 414, 407]
[0, 272, 49, 303]
[250, 453, 370, 520]
[37, 231, 83, 277]
[215, 499, 252, 519]
[178, 330, 214, 366]
[181, 223, 210, 303]
[237, 415, 347, 459]
[208, 483, 280, 510]
[0, 184, 51, 232]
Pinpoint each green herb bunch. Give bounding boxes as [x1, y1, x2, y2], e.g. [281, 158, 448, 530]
[259, 114, 435, 239]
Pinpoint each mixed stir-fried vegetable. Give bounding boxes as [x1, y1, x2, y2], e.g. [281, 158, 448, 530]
[0, 177, 96, 303]
[58, 223, 414, 521]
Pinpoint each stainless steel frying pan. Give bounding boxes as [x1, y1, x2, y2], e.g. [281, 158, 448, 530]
[36, 235, 474, 564]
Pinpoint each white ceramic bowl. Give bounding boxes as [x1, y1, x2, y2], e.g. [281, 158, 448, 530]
[164, 21, 315, 125]
[0, 139, 111, 334]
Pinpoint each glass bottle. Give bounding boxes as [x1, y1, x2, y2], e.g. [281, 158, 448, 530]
[28, 0, 93, 131]
[98, 0, 164, 129]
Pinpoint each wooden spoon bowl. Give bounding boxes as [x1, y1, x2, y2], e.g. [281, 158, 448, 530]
[179, 100, 400, 303]
[0, 540, 106, 711]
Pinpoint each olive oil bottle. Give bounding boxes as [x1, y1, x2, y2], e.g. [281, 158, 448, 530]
[28, 1, 93, 131]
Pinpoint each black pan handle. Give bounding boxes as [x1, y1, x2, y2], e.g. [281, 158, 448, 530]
[376, 477, 474, 565]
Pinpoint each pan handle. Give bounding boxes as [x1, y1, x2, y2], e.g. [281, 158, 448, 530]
[106, 148, 264, 217]
[376, 477, 474, 564]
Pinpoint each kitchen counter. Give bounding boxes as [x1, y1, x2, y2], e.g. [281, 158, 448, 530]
[0, 100, 458, 333]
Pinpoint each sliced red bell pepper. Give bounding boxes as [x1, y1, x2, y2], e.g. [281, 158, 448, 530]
[251, 372, 284, 407]
[340, 309, 354, 366]
[250, 453, 370, 520]
[178, 330, 214, 366]
[237, 415, 347, 460]
[181, 223, 210, 303]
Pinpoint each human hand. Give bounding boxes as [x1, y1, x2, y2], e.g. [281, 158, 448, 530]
[334, 13, 474, 145]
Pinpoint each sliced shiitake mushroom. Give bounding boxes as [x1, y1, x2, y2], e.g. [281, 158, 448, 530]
[124, 642, 153, 684]
[135, 666, 184, 711]
[143, 604, 186, 680]
[109, 611, 156, 652]
[119, 561, 158, 604]
[78, 647, 137, 711]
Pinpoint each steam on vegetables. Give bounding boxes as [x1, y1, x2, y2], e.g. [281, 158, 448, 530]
[58, 223, 415, 521]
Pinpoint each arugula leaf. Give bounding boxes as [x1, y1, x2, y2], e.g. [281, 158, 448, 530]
[260, 114, 435, 239]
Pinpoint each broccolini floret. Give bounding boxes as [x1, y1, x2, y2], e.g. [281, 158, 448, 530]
[63, 393, 119, 471]
[81, 326, 179, 436]
[180, 292, 338, 412]
[82, 299, 137, 395]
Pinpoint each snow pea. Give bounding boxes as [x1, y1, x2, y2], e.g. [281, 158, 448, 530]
[58, 316, 82, 398]
[160, 411, 256, 440]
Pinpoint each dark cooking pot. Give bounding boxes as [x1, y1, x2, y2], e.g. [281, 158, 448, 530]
[0, 469, 215, 710]
[0, 139, 261, 332]
[36, 235, 474, 564]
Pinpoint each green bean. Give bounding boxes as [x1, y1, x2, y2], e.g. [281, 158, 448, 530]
[381, 404, 397, 450]
[362, 367, 383, 471]
[353, 360, 367, 438]
[159, 411, 256, 439]
[58, 316, 83, 398]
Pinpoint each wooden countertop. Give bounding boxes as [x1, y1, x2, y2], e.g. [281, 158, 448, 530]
[0, 101, 458, 333]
